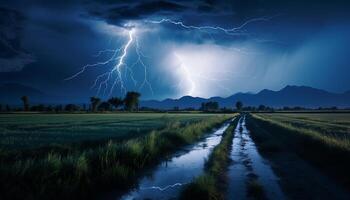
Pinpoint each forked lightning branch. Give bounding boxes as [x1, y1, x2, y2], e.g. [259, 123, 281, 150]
[65, 17, 275, 97]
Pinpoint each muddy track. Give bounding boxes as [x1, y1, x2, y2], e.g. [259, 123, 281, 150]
[227, 115, 285, 200]
[246, 115, 350, 200]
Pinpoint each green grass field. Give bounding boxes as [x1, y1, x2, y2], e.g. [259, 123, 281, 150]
[256, 113, 350, 142]
[250, 113, 350, 191]
[0, 113, 232, 200]
[253, 113, 350, 159]
[0, 113, 220, 149]
[258, 113, 350, 133]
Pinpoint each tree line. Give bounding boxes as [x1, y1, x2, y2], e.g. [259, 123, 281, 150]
[89, 91, 141, 112]
[0, 96, 345, 113]
[0, 91, 141, 112]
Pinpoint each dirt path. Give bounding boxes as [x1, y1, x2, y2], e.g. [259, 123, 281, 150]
[247, 116, 350, 200]
[262, 152, 350, 200]
[227, 116, 285, 200]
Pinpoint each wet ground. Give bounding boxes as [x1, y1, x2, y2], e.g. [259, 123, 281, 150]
[227, 116, 285, 200]
[118, 120, 232, 200]
[111, 115, 350, 200]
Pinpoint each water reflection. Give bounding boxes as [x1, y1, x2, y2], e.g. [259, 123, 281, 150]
[227, 116, 285, 200]
[119, 121, 232, 200]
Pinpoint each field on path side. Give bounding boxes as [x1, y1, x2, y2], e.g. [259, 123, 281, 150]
[0, 113, 220, 149]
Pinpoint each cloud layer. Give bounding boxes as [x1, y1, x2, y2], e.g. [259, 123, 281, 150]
[0, 0, 349, 99]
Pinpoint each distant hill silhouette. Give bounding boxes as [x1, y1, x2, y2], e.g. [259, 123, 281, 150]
[1, 83, 349, 108]
[141, 85, 350, 109]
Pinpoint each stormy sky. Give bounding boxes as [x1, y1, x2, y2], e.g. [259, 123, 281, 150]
[0, 0, 349, 100]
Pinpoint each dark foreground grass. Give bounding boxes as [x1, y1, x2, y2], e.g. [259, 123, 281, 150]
[249, 114, 350, 190]
[180, 117, 239, 200]
[0, 114, 232, 200]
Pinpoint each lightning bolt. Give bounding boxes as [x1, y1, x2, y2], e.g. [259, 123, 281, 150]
[145, 16, 277, 36]
[174, 53, 233, 97]
[174, 53, 195, 96]
[146, 16, 280, 97]
[108, 29, 134, 95]
[64, 15, 279, 97]
[65, 28, 153, 97]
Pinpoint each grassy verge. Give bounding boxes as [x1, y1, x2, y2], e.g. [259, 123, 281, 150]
[180, 117, 239, 200]
[0, 114, 232, 200]
[249, 114, 350, 190]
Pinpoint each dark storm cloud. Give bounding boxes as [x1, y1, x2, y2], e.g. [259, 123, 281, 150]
[0, 7, 35, 72]
[87, 1, 189, 26]
[0, 0, 349, 99]
[0, 7, 24, 57]
[83, 0, 350, 48]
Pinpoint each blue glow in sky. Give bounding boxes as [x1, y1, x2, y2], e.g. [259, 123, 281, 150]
[0, 0, 349, 100]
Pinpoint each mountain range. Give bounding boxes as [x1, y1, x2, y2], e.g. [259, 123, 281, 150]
[1, 83, 349, 108]
[140, 85, 350, 109]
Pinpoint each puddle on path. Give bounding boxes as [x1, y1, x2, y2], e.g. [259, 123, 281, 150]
[227, 116, 285, 200]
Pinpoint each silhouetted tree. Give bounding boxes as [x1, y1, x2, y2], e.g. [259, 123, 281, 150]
[201, 101, 219, 111]
[21, 96, 29, 111]
[6, 104, 10, 112]
[108, 97, 124, 110]
[235, 101, 243, 111]
[0, 104, 2, 112]
[90, 97, 101, 112]
[98, 102, 111, 111]
[258, 105, 266, 111]
[124, 91, 141, 111]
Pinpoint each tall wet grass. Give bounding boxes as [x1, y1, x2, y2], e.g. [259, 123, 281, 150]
[0, 115, 232, 200]
[180, 117, 239, 200]
[251, 114, 350, 190]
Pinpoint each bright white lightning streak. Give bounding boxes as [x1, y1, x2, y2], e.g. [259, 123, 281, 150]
[65, 28, 153, 97]
[174, 53, 195, 96]
[175, 53, 235, 97]
[65, 16, 278, 97]
[108, 29, 134, 95]
[147, 17, 278, 97]
[145, 16, 275, 35]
